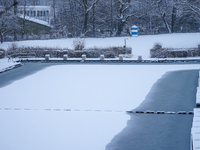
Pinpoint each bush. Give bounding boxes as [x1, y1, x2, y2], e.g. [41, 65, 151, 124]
[153, 43, 162, 50]
[7, 42, 18, 52]
[87, 46, 132, 56]
[5, 44, 131, 58]
[73, 38, 85, 50]
[0, 48, 6, 58]
[150, 48, 165, 58]
[150, 47, 199, 58]
[6, 44, 132, 58]
[198, 44, 200, 50]
[150, 42, 200, 58]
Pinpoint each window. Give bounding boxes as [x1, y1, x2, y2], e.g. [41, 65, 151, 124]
[46, 11, 49, 16]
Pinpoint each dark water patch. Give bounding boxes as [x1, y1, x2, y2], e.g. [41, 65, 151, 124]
[0, 63, 60, 88]
[106, 114, 193, 150]
[106, 70, 199, 150]
[134, 70, 198, 112]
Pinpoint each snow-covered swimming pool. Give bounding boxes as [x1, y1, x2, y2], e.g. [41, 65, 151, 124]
[0, 64, 200, 150]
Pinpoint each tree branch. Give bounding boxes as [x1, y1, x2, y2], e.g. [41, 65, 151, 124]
[0, 1, 19, 17]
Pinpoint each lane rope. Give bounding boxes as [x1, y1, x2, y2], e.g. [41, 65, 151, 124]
[0, 108, 194, 115]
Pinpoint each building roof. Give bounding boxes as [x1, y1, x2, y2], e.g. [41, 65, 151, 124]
[18, 6, 50, 11]
[18, 14, 51, 28]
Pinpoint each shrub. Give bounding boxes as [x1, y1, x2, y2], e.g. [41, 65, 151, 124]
[197, 44, 200, 56]
[150, 43, 165, 58]
[6, 44, 132, 58]
[153, 42, 162, 50]
[7, 42, 18, 52]
[73, 38, 85, 50]
[150, 48, 166, 58]
[150, 47, 200, 58]
[104, 51, 115, 58]
[0, 48, 6, 58]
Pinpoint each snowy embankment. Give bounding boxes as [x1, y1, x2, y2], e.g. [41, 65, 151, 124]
[0, 32, 199, 72]
[1, 64, 200, 150]
[191, 72, 200, 150]
[0, 58, 20, 72]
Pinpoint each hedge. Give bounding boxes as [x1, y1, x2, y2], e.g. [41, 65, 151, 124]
[150, 46, 200, 58]
[6, 44, 132, 58]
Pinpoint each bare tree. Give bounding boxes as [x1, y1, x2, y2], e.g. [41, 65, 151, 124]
[0, 0, 18, 43]
[13, 0, 18, 41]
[0, 0, 18, 17]
[20, 0, 27, 39]
[81, 0, 100, 35]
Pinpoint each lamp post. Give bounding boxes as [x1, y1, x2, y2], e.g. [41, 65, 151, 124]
[124, 38, 128, 55]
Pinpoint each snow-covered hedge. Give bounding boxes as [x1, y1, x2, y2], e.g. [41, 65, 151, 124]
[0, 49, 6, 58]
[6, 44, 132, 58]
[150, 45, 200, 58]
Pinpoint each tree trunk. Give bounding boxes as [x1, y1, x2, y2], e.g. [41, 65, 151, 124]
[14, 0, 17, 41]
[22, 0, 26, 40]
[162, 16, 171, 33]
[157, 1, 172, 34]
[110, 0, 113, 36]
[171, 6, 176, 33]
[53, 0, 56, 25]
[92, 4, 95, 37]
[83, 12, 89, 34]
[0, 33, 3, 44]
[117, 21, 125, 36]
[22, 19, 25, 39]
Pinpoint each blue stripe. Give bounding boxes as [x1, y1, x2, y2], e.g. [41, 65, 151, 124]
[132, 32, 138, 35]
[131, 28, 138, 30]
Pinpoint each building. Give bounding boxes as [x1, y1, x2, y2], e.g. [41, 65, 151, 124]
[18, 6, 51, 25]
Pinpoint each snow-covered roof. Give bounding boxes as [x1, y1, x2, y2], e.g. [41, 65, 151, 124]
[18, 6, 50, 11]
[18, 14, 51, 28]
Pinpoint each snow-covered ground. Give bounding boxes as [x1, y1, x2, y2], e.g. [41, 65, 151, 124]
[0, 58, 20, 71]
[1, 33, 200, 59]
[0, 33, 200, 150]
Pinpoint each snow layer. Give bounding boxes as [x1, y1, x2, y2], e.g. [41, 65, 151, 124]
[1, 64, 200, 150]
[1, 33, 200, 59]
[18, 15, 51, 27]
[1, 33, 200, 149]
[0, 58, 20, 71]
[192, 108, 200, 150]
